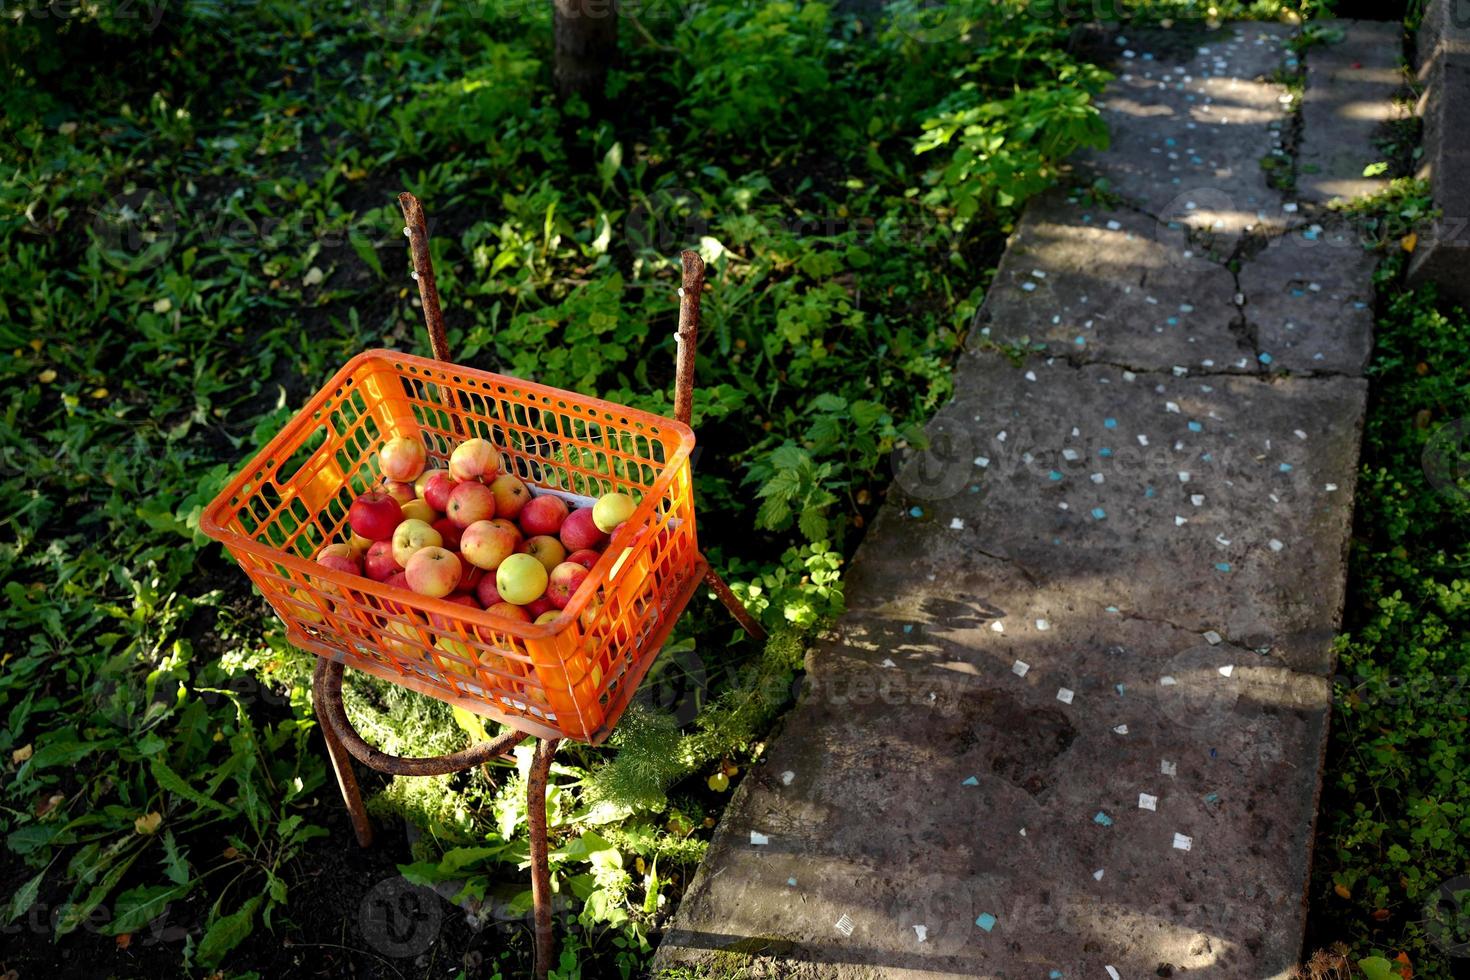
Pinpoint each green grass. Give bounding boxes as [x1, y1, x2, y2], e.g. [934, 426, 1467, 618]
[0, 0, 1120, 972]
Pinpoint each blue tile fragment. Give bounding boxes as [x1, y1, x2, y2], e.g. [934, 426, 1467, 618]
[1259, 352, 1274, 365]
[975, 913, 997, 932]
[909, 506, 923, 518]
[1215, 562, 1232, 573]
[1094, 811, 1114, 827]
[1104, 417, 1118, 429]
[1279, 463, 1293, 472]
[1099, 448, 1113, 457]
[962, 775, 979, 786]
[1188, 421, 1203, 432]
[1049, 470, 1063, 481]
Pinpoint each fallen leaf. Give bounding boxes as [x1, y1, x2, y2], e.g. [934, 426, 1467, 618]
[12, 744, 32, 765]
[38, 369, 57, 383]
[1401, 232, 1417, 253]
[1373, 907, 1392, 921]
[134, 811, 163, 835]
[36, 793, 65, 817]
[1334, 882, 1351, 900]
[116, 933, 132, 949]
[302, 267, 325, 287]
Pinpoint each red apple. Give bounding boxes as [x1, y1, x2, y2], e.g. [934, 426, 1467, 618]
[422, 470, 458, 512]
[348, 492, 402, 541]
[461, 519, 520, 571]
[364, 539, 399, 581]
[475, 575, 503, 608]
[381, 571, 413, 614]
[458, 561, 485, 593]
[413, 466, 441, 500]
[432, 517, 464, 550]
[526, 596, 555, 618]
[566, 549, 600, 571]
[488, 474, 531, 519]
[449, 438, 501, 482]
[429, 592, 480, 630]
[520, 534, 567, 572]
[379, 436, 428, 482]
[392, 518, 443, 567]
[520, 495, 569, 537]
[559, 507, 606, 553]
[447, 481, 496, 528]
[318, 542, 355, 562]
[486, 602, 532, 623]
[382, 480, 416, 506]
[546, 561, 589, 609]
[405, 546, 462, 598]
[317, 552, 360, 576]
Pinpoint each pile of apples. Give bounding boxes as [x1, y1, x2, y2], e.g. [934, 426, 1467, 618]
[314, 434, 638, 627]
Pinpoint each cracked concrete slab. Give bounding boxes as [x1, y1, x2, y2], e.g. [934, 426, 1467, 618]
[1298, 20, 1407, 205]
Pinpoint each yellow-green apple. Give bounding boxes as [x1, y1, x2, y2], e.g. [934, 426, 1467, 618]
[496, 553, 548, 605]
[447, 481, 496, 528]
[579, 593, 604, 629]
[520, 535, 566, 572]
[392, 518, 443, 567]
[565, 549, 600, 571]
[461, 519, 520, 571]
[449, 438, 501, 482]
[283, 586, 325, 624]
[488, 474, 531, 519]
[520, 495, 568, 537]
[348, 491, 403, 541]
[348, 532, 374, 559]
[547, 561, 588, 609]
[413, 465, 441, 500]
[435, 633, 480, 676]
[535, 610, 561, 625]
[592, 491, 636, 532]
[559, 507, 606, 552]
[401, 498, 437, 524]
[382, 619, 421, 658]
[422, 470, 457, 511]
[432, 517, 463, 550]
[405, 546, 461, 598]
[382, 480, 416, 506]
[378, 436, 427, 482]
[364, 540, 400, 581]
[487, 601, 532, 623]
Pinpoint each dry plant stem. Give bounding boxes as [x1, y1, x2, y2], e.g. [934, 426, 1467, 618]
[528, 738, 562, 980]
[398, 192, 449, 361]
[674, 249, 705, 427]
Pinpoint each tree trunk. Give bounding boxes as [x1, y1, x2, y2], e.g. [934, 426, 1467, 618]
[552, 0, 618, 105]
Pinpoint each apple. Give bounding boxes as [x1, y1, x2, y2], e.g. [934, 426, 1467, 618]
[379, 436, 427, 482]
[436, 635, 477, 676]
[449, 438, 501, 482]
[487, 602, 532, 623]
[405, 546, 461, 598]
[348, 532, 374, 559]
[534, 610, 561, 625]
[364, 539, 399, 581]
[496, 553, 548, 605]
[559, 507, 606, 552]
[458, 561, 485, 594]
[382, 480, 416, 506]
[592, 491, 637, 533]
[392, 518, 443, 567]
[283, 586, 325, 624]
[520, 495, 569, 537]
[401, 498, 437, 524]
[429, 591, 480, 630]
[414, 466, 441, 500]
[422, 470, 458, 512]
[380, 572, 414, 614]
[447, 481, 496, 528]
[382, 619, 421, 658]
[565, 549, 600, 571]
[461, 519, 520, 571]
[432, 517, 464, 550]
[317, 552, 360, 576]
[348, 492, 403, 541]
[475, 575, 503, 608]
[520, 535, 567, 572]
[547, 561, 589, 609]
[488, 474, 531, 519]
[579, 593, 604, 629]
[317, 542, 355, 563]
[526, 596, 555, 619]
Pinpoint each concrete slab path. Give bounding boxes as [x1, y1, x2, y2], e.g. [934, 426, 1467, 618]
[654, 21, 1401, 980]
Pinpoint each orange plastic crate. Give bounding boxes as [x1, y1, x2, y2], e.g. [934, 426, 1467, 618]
[200, 350, 704, 744]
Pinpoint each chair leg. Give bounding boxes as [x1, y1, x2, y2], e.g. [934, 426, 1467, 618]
[528, 737, 561, 980]
[703, 566, 767, 642]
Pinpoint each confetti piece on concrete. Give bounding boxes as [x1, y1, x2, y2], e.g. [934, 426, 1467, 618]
[949, 517, 965, 530]
[1175, 515, 1188, 526]
[1092, 507, 1107, 520]
[750, 831, 769, 845]
[1325, 483, 1339, 492]
[1013, 660, 1030, 677]
[1107, 967, 1121, 980]
[962, 775, 979, 786]
[1139, 793, 1158, 811]
[835, 914, 854, 936]
[909, 506, 923, 518]
[1063, 448, 1080, 461]
[1160, 675, 1177, 686]
[1057, 687, 1075, 704]
[975, 913, 997, 932]
[1162, 759, 1177, 777]
[1218, 664, 1234, 677]
[1173, 833, 1193, 851]
[781, 771, 795, 785]
[1113, 724, 1129, 735]
[1019, 827, 1026, 836]
[913, 924, 928, 942]
[880, 658, 896, 668]
[975, 456, 990, 468]
[787, 877, 797, 886]
[1036, 619, 1051, 631]
[1094, 811, 1114, 827]
[991, 621, 1005, 633]
[1093, 869, 1104, 881]
[1203, 630, 1222, 645]
[1191, 494, 1205, 506]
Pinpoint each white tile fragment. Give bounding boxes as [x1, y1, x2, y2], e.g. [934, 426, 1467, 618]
[880, 658, 896, 668]
[1012, 659, 1029, 677]
[913, 924, 928, 943]
[1056, 687, 1075, 705]
[1161, 759, 1177, 777]
[835, 913, 855, 936]
[1107, 966, 1121, 980]
[1035, 619, 1050, 631]
[1113, 724, 1129, 735]
[1269, 539, 1284, 552]
[1160, 675, 1177, 686]
[750, 831, 770, 845]
[1094, 868, 1105, 880]
[991, 621, 1005, 633]
[1172, 833, 1193, 851]
[975, 456, 990, 468]
[1203, 630, 1222, 645]
[949, 517, 965, 530]
[781, 771, 795, 785]
[1139, 793, 1158, 811]
[1218, 665, 1234, 677]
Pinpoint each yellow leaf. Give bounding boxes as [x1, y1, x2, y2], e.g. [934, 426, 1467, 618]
[90, 387, 109, 399]
[1334, 882, 1351, 899]
[134, 811, 163, 835]
[1401, 232, 1417, 253]
[12, 744, 33, 765]
[38, 369, 57, 383]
